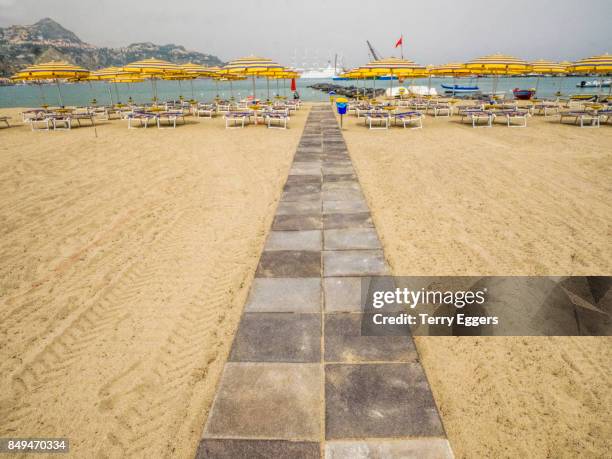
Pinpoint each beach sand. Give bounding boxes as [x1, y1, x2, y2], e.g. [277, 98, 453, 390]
[342, 111, 612, 458]
[0, 106, 308, 457]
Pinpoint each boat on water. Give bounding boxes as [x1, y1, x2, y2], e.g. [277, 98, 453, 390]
[576, 79, 611, 88]
[441, 84, 479, 94]
[513, 88, 536, 100]
[300, 62, 339, 79]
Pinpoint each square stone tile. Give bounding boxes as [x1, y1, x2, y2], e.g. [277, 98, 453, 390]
[246, 278, 321, 313]
[290, 162, 321, 176]
[284, 183, 322, 194]
[324, 439, 454, 459]
[273, 214, 322, 231]
[324, 314, 416, 362]
[322, 189, 364, 202]
[282, 191, 321, 202]
[286, 175, 321, 186]
[276, 201, 322, 216]
[322, 182, 361, 193]
[323, 174, 357, 183]
[323, 200, 370, 214]
[323, 213, 373, 229]
[322, 166, 355, 175]
[324, 228, 381, 250]
[325, 363, 445, 439]
[323, 250, 386, 277]
[230, 313, 321, 362]
[256, 251, 321, 277]
[266, 230, 322, 251]
[205, 363, 321, 440]
[324, 277, 363, 312]
[197, 439, 320, 459]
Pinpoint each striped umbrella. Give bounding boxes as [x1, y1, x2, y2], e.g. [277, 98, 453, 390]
[568, 54, 612, 95]
[122, 58, 182, 103]
[529, 59, 568, 96]
[89, 66, 142, 105]
[429, 62, 474, 96]
[465, 53, 530, 97]
[12, 61, 90, 106]
[359, 57, 427, 98]
[222, 55, 285, 98]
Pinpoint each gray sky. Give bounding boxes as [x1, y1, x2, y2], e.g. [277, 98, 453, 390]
[1, 0, 610, 67]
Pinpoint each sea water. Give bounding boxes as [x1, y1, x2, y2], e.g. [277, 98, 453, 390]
[0, 76, 606, 108]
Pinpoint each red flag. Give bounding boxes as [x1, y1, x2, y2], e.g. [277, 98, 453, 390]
[395, 36, 403, 48]
[290, 78, 297, 91]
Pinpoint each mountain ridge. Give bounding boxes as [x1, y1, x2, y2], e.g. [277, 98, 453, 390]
[0, 18, 224, 77]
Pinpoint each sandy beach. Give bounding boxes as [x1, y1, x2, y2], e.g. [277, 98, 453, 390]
[342, 112, 612, 458]
[0, 106, 309, 457]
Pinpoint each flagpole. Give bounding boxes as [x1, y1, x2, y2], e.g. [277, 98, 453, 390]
[401, 34, 404, 59]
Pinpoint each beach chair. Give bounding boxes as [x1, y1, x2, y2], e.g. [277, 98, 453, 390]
[127, 113, 157, 129]
[559, 111, 600, 128]
[494, 109, 530, 127]
[0, 116, 10, 128]
[531, 102, 559, 116]
[266, 113, 290, 129]
[157, 111, 185, 129]
[224, 112, 250, 129]
[72, 113, 96, 127]
[393, 111, 424, 129]
[364, 112, 390, 130]
[196, 104, 216, 118]
[427, 102, 451, 117]
[50, 115, 72, 130]
[598, 109, 612, 124]
[460, 109, 494, 128]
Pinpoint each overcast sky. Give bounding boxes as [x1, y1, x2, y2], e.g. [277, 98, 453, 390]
[1, 0, 610, 67]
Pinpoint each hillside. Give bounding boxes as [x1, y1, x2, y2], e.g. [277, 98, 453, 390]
[0, 18, 224, 77]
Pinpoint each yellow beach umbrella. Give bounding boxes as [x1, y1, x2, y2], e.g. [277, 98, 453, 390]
[465, 53, 530, 97]
[429, 62, 474, 96]
[222, 55, 285, 97]
[89, 66, 142, 105]
[122, 58, 182, 102]
[358, 57, 427, 97]
[568, 54, 612, 95]
[12, 61, 90, 106]
[529, 59, 568, 95]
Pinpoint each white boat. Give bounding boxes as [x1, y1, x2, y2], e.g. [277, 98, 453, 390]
[299, 62, 339, 79]
[385, 86, 438, 97]
[576, 79, 611, 88]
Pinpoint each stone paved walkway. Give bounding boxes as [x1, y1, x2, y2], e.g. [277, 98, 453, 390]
[197, 104, 454, 458]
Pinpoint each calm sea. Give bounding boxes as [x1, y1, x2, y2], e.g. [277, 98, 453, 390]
[0, 76, 607, 108]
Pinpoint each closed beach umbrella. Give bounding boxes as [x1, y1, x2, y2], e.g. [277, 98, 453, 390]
[122, 58, 182, 103]
[222, 55, 284, 98]
[568, 54, 612, 94]
[12, 61, 90, 106]
[465, 53, 530, 98]
[529, 59, 568, 96]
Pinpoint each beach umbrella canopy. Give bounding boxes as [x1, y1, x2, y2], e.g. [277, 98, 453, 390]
[222, 55, 285, 97]
[430, 62, 472, 76]
[465, 53, 530, 74]
[12, 61, 90, 106]
[529, 60, 569, 96]
[122, 58, 182, 102]
[567, 54, 612, 73]
[358, 57, 427, 98]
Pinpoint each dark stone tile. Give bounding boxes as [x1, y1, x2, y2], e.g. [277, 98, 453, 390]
[325, 363, 445, 439]
[256, 250, 321, 277]
[323, 212, 373, 229]
[230, 313, 321, 362]
[286, 175, 321, 186]
[276, 201, 322, 216]
[324, 314, 416, 362]
[273, 214, 322, 230]
[205, 363, 321, 439]
[323, 174, 357, 183]
[197, 439, 320, 459]
[284, 182, 322, 194]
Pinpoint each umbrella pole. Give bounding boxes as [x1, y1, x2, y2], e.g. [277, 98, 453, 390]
[390, 72, 394, 99]
[56, 80, 64, 106]
[252, 75, 256, 98]
[107, 83, 114, 105]
[38, 82, 47, 107]
[191, 80, 195, 100]
[266, 77, 270, 101]
[114, 82, 120, 103]
[230, 80, 234, 99]
[276, 78, 279, 97]
[535, 75, 540, 96]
